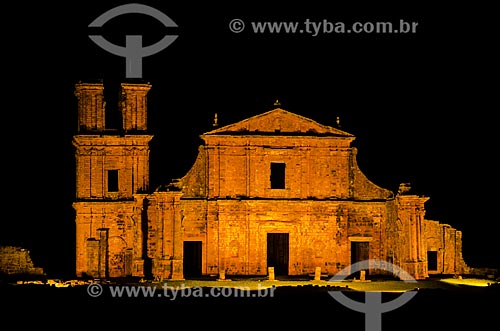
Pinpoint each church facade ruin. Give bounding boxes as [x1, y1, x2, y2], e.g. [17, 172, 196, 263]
[72, 81, 469, 280]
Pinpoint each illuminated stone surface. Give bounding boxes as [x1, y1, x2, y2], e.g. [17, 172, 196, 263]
[0, 246, 45, 276]
[72, 82, 469, 280]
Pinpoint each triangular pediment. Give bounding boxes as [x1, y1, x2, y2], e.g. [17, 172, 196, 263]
[203, 108, 354, 137]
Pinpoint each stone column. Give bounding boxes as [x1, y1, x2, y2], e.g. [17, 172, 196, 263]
[314, 266, 322, 281]
[397, 194, 429, 280]
[97, 228, 109, 278]
[171, 193, 184, 280]
[268, 267, 275, 281]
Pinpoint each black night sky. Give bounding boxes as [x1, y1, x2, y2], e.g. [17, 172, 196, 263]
[1, 1, 497, 278]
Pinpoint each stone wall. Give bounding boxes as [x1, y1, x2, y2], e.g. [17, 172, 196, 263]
[73, 200, 146, 278]
[72, 82, 473, 280]
[424, 220, 469, 275]
[0, 246, 44, 276]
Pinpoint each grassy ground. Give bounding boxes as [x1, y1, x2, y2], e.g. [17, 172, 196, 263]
[151, 277, 497, 292]
[5, 274, 497, 291]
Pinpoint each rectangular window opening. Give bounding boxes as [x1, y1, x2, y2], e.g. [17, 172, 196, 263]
[108, 169, 119, 192]
[270, 162, 286, 189]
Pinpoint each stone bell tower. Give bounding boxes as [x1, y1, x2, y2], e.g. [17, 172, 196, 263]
[72, 81, 153, 278]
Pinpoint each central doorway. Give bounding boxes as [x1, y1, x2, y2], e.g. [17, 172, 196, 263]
[351, 241, 370, 278]
[267, 233, 289, 276]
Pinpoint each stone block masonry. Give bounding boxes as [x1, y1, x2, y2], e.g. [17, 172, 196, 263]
[72, 81, 470, 281]
[0, 246, 45, 276]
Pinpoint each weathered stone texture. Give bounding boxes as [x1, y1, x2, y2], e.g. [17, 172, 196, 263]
[72, 82, 470, 280]
[75, 83, 105, 132]
[424, 220, 469, 275]
[120, 83, 150, 132]
[73, 201, 145, 278]
[73, 136, 152, 200]
[0, 246, 45, 276]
